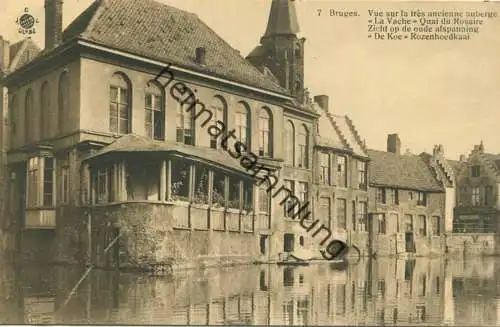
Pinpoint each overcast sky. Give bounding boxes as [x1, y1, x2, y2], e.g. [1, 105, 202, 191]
[1, 0, 499, 159]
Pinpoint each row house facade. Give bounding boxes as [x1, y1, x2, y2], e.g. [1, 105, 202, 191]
[311, 95, 370, 257]
[367, 134, 448, 257]
[448, 142, 500, 256]
[0, 0, 371, 267]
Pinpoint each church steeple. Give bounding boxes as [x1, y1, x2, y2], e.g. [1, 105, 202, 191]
[247, 0, 305, 104]
[262, 0, 300, 39]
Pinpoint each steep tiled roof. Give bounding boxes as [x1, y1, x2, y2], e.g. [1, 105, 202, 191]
[8, 38, 40, 71]
[63, 0, 287, 94]
[84, 134, 252, 177]
[367, 149, 443, 191]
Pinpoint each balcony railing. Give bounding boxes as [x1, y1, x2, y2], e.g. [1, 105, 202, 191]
[24, 209, 56, 229]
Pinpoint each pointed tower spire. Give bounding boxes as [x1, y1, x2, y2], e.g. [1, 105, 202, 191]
[247, 0, 305, 104]
[263, 0, 300, 39]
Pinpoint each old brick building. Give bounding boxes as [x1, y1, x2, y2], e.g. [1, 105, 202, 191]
[367, 135, 448, 257]
[448, 142, 500, 255]
[0, 0, 371, 268]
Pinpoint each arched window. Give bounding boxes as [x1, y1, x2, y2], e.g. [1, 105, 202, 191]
[285, 120, 295, 165]
[176, 102, 194, 145]
[144, 81, 164, 140]
[25, 88, 34, 143]
[210, 96, 227, 149]
[297, 124, 309, 168]
[40, 81, 51, 140]
[58, 71, 69, 134]
[109, 73, 131, 134]
[258, 107, 272, 157]
[236, 102, 251, 149]
[10, 95, 18, 147]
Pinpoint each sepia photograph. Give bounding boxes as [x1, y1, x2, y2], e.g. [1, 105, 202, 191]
[0, 0, 499, 325]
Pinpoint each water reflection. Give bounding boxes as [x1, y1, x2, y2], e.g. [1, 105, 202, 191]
[7, 258, 500, 325]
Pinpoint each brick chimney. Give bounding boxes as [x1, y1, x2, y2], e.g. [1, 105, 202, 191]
[314, 95, 329, 112]
[387, 133, 401, 155]
[44, 0, 63, 50]
[0, 36, 10, 76]
[195, 47, 206, 65]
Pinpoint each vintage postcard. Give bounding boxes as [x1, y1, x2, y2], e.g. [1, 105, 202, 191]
[0, 0, 499, 325]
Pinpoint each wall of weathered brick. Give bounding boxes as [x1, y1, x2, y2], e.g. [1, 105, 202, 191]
[20, 229, 56, 263]
[368, 187, 446, 257]
[87, 203, 261, 270]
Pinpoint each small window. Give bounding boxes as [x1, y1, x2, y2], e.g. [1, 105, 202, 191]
[357, 161, 367, 190]
[387, 188, 398, 205]
[432, 216, 441, 235]
[297, 125, 309, 168]
[471, 165, 480, 177]
[176, 103, 194, 145]
[336, 198, 347, 230]
[283, 180, 295, 218]
[284, 233, 294, 252]
[376, 188, 386, 204]
[416, 191, 426, 206]
[109, 73, 131, 134]
[377, 214, 386, 234]
[144, 81, 165, 141]
[336, 156, 347, 187]
[472, 187, 481, 206]
[42, 157, 55, 207]
[319, 152, 331, 185]
[258, 108, 272, 157]
[418, 215, 427, 236]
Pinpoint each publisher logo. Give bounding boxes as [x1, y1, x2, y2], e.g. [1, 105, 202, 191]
[16, 8, 39, 36]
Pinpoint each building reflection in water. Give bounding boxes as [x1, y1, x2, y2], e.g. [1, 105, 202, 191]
[12, 258, 500, 325]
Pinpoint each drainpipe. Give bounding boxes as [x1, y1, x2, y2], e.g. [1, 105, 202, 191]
[87, 210, 92, 267]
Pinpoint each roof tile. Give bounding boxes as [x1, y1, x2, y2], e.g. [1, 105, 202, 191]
[367, 149, 443, 191]
[63, 0, 287, 94]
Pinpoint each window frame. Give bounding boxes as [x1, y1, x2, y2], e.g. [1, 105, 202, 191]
[471, 187, 480, 206]
[319, 152, 331, 185]
[144, 81, 165, 141]
[285, 120, 295, 166]
[176, 103, 195, 145]
[336, 155, 347, 188]
[258, 108, 272, 157]
[109, 73, 131, 135]
[209, 96, 227, 149]
[297, 125, 309, 168]
[336, 198, 347, 230]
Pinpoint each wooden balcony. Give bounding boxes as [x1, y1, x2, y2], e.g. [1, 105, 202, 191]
[24, 210, 56, 229]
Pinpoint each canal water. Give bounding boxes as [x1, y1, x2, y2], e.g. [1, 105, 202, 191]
[4, 257, 500, 325]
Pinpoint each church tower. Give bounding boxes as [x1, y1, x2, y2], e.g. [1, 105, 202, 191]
[247, 0, 305, 104]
